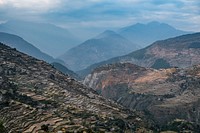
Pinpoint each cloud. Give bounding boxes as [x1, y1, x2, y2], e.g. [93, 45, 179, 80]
[0, 0, 199, 32]
[0, 0, 61, 13]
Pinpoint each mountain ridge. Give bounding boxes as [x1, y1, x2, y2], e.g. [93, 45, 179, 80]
[119, 21, 190, 47]
[77, 32, 200, 78]
[0, 32, 55, 63]
[59, 30, 140, 71]
[0, 20, 81, 57]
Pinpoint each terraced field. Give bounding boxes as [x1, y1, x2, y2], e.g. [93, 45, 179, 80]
[0, 43, 152, 132]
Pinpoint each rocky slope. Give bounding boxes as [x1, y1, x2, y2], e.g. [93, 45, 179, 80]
[78, 32, 200, 78]
[59, 30, 140, 71]
[84, 62, 200, 131]
[0, 43, 153, 133]
[119, 21, 189, 47]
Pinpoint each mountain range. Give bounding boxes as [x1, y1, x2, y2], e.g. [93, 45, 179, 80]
[78, 32, 200, 78]
[59, 30, 140, 71]
[0, 20, 189, 61]
[0, 20, 81, 57]
[0, 19, 200, 132]
[119, 21, 190, 47]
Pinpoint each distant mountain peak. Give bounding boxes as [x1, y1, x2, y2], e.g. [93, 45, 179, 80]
[103, 30, 116, 34]
[95, 30, 118, 39]
[119, 21, 190, 47]
[147, 21, 161, 26]
[149, 21, 176, 29]
[128, 21, 173, 29]
[59, 30, 140, 71]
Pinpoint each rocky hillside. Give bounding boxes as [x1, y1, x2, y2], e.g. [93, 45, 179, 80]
[119, 21, 189, 47]
[59, 30, 140, 71]
[84, 62, 200, 131]
[78, 32, 200, 78]
[0, 43, 153, 132]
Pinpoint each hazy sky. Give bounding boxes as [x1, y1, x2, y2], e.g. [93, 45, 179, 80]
[0, 0, 199, 37]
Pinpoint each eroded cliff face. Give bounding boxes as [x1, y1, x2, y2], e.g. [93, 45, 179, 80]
[0, 43, 152, 133]
[84, 63, 200, 127]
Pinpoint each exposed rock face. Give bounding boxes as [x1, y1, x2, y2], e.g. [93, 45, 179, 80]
[0, 43, 152, 132]
[84, 62, 200, 128]
[78, 32, 200, 78]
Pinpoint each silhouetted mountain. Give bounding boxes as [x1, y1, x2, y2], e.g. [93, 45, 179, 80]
[0, 20, 80, 57]
[119, 21, 190, 47]
[59, 30, 140, 71]
[51, 62, 81, 80]
[0, 32, 56, 63]
[0, 43, 153, 132]
[78, 32, 200, 78]
[84, 62, 200, 131]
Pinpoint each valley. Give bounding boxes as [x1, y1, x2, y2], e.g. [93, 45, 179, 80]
[0, 1, 200, 132]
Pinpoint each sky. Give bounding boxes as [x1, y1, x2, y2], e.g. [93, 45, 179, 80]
[0, 0, 200, 38]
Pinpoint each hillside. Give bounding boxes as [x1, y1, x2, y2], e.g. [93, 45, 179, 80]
[0, 32, 55, 63]
[59, 30, 140, 71]
[0, 43, 153, 132]
[84, 62, 200, 131]
[119, 21, 189, 47]
[0, 20, 80, 57]
[78, 32, 200, 77]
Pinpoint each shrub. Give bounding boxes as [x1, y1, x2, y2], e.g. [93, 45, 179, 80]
[0, 120, 6, 133]
[41, 124, 49, 132]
